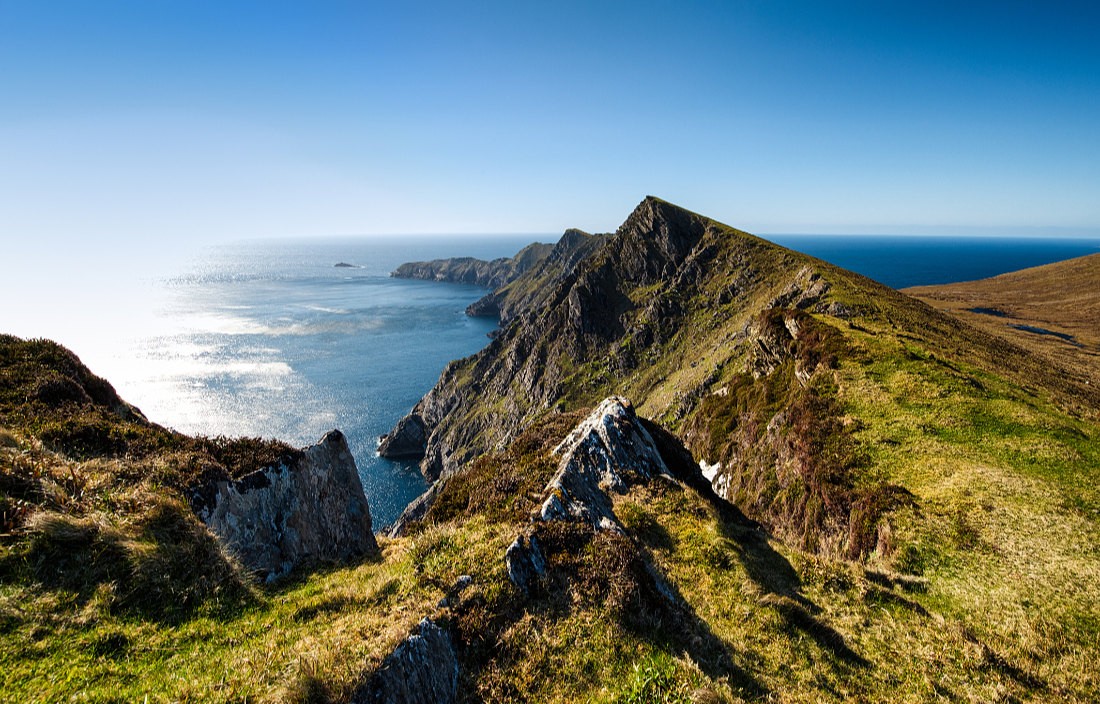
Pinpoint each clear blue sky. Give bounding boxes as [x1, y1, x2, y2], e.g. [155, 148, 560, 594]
[2, 0, 1098, 244]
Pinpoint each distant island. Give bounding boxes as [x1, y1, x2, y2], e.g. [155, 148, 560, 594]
[333, 261, 361, 268]
[4, 196, 1099, 702]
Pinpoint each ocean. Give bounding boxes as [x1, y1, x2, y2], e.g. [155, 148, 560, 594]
[12, 233, 1100, 527]
[90, 236, 533, 527]
[767, 234, 1100, 289]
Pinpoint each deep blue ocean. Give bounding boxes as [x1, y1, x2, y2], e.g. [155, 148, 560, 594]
[767, 235, 1100, 289]
[109, 233, 1100, 527]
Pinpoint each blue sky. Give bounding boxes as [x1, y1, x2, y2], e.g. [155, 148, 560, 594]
[2, 0, 1098, 244]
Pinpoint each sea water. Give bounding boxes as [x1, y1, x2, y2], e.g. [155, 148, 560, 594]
[766, 235, 1100, 289]
[8, 232, 1099, 527]
[98, 236, 532, 527]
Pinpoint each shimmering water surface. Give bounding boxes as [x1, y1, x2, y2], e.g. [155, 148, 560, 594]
[110, 237, 532, 526]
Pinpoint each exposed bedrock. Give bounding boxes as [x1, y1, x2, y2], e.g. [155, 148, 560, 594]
[353, 618, 458, 704]
[505, 396, 671, 591]
[190, 430, 378, 582]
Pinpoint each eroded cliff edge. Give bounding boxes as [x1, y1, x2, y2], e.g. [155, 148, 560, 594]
[190, 429, 379, 582]
[381, 195, 1098, 559]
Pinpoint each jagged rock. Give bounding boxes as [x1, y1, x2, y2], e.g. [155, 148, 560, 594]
[506, 397, 671, 592]
[377, 414, 427, 460]
[354, 618, 458, 704]
[769, 266, 830, 310]
[438, 574, 474, 607]
[191, 430, 378, 581]
[505, 534, 547, 592]
[538, 396, 670, 530]
[746, 312, 796, 379]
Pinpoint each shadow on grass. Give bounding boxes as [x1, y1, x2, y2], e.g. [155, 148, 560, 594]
[718, 517, 870, 669]
[446, 519, 769, 701]
[646, 415, 869, 670]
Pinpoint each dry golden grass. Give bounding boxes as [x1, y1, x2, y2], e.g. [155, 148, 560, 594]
[906, 252, 1100, 389]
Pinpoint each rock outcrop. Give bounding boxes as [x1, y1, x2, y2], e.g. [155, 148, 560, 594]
[538, 396, 670, 528]
[505, 397, 671, 591]
[391, 241, 554, 290]
[353, 618, 458, 704]
[377, 413, 427, 460]
[191, 430, 378, 581]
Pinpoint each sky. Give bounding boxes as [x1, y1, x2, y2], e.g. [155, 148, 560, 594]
[2, 0, 1099, 249]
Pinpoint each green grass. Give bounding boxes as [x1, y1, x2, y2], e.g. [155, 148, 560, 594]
[5, 201, 1100, 702]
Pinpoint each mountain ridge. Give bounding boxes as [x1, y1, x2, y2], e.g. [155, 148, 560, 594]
[4, 198, 1100, 701]
[383, 197, 1098, 557]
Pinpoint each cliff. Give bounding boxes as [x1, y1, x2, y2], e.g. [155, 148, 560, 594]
[390, 240, 554, 290]
[383, 196, 1099, 556]
[191, 429, 378, 582]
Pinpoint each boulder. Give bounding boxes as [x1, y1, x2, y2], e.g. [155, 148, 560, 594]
[191, 430, 378, 581]
[354, 618, 458, 704]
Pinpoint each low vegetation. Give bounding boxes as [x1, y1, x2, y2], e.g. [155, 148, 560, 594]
[4, 199, 1100, 701]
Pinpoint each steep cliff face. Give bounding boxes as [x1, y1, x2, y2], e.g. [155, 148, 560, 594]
[465, 228, 605, 322]
[385, 196, 837, 480]
[390, 241, 554, 290]
[385, 196, 1095, 558]
[191, 430, 378, 581]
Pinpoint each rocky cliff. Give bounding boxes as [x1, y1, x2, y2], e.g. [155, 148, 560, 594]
[391, 241, 554, 290]
[463, 228, 604, 321]
[191, 430, 378, 581]
[383, 196, 1095, 557]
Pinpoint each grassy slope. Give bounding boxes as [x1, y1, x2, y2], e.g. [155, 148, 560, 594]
[4, 200, 1100, 702]
[5, 419, 1097, 701]
[905, 251, 1100, 388]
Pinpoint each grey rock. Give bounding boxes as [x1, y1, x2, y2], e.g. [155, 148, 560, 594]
[538, 396, 669, 531]
[768, 266, 831, 310]
[746, 313, 796, 379]
[505, 534, 547, 592]
[377, 414, 427, 460]
[354, 618, 458, 704]
[506, 397, 670, 592]
[192, 430, 378, 581]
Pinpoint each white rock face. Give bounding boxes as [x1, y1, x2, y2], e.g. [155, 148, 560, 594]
[194, 430, 378, 581]
[538, 396, 670, 529]
[507, 396, 669, 591]
[699, 459, 721, 483]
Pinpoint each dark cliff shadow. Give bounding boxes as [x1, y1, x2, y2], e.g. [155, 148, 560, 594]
[644, 416, 869, 670]
[718, 518, 869, 669]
